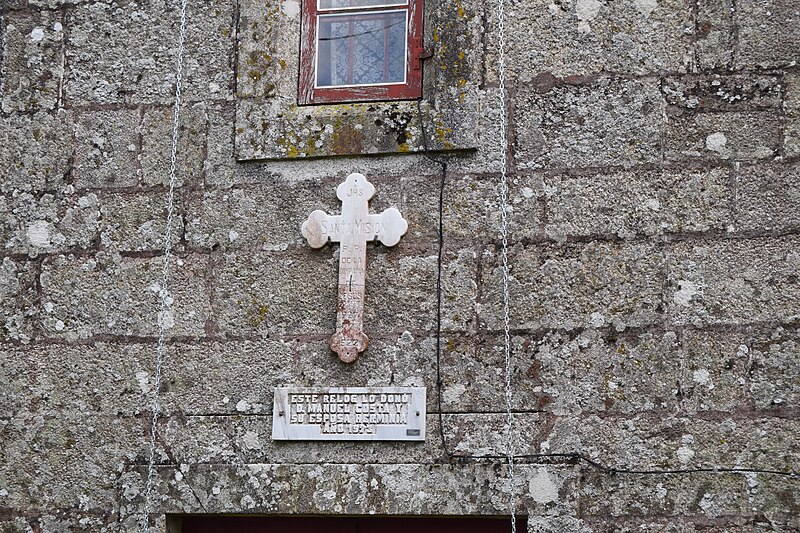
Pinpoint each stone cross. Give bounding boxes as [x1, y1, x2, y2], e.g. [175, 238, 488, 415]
[302, 173, 408, 363]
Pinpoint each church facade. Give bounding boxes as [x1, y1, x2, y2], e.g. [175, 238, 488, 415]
[1, 0, 799, 531]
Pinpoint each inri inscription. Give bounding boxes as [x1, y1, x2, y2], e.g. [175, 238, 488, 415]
[272, 387, 426, 441]
[302, 173, 408, 363]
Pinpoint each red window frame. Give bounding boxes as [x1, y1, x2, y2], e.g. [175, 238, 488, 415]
[299, 0, 424, 105]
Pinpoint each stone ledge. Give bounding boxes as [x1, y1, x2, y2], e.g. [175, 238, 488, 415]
[117, 462, 580, 530]
[236, 97, 477, 160]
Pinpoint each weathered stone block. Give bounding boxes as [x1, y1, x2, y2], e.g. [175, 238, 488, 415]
[186, 177, 344, 251]
[695, 0, 734, 71]
[439, 335, 548, 412]
[0, 412, 146, 509]
[0, 258, 38, 343]
[593, 0, 694, 76]
[505, 175, 546, 241]
[662, 74, 782, 112]
[204, 103, 236, 188]
[235, 0, 297, 101]
[527, 517, 591, 533]
[547, 415, 688, 473]
[531, 330, 682, 416]
[98, 191, 184, 252]
[292, 336, 432, 395]
[214, 248, 337, 337]
[734, 0, 800, 70]
[742, 476, 800, 522]
[159, 339, 294, 416]
[152, 334, 434, 415]
[26, 0, 98, 8]
[580, 520, 775, 532]
[163, 415, 241, 464]
[0, 517, 35, 533]
[37, 514, 116, 533]
[481, 241, 663, 332]
[432, 412, 545, 459]
[429, 0, 483, 88]
[215, 246, 476, 337]
[1, 188, 184, 255]
[684, 418, 800, 474]
[140, 103, 207, 187]
[118, 463, 579, 523]
[1, 10, 64, 112]
[375, 174, 523, 244]
[0, 342, 154, 418]
[735, 161, 800, 233]
[515, 78, 664, 170]
[40, 253, 211, 339]
[581, 469, 799, 519]
[65, 0, 234, 105]
[749, 326, 800, 410]
[665, 111, 782, 162]
[484, 0, 603, 81]
[393, 172, 543, 243]
[543, 168, 731, 241]
[681, 329, 750, 412]
[0, 110, 73, 194]
[485, 0, 692, 81]
[666, 236, 800, 326]
[73, 109, 140, 189]
[446, 88, 506, 176]
[162, 412, 546, 465]
[190, 172, 507, 250]
[786, 74, 800, 158]
[572, 417, 800, 522]
[365, 247, 477, 333]
[0, 190, 100, 255]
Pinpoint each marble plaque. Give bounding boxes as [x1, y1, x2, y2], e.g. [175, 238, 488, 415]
[271, 387, 426, 441]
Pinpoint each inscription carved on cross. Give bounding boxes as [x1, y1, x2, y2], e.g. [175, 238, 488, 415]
[302, 173, 408, 363]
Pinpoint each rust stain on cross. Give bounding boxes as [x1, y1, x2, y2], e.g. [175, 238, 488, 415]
[302, 173, 408, 363]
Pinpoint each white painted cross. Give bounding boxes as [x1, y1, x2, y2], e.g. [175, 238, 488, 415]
[302, 173, 408, 363]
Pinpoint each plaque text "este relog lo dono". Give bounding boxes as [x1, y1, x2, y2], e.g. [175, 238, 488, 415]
[271, 387, 426, 441]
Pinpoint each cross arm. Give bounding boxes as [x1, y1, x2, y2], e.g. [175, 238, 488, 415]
[301, 210, 343, 248]
[368, 208, 408, 247]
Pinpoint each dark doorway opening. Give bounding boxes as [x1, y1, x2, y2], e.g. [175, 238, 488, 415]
[178, 515, 526, 533]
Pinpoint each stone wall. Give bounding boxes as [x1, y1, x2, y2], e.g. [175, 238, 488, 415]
[1, 0, 799, 531]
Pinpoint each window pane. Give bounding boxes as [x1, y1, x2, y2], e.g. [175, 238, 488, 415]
[316, 11, 406, 88]
[319, 0, 406, 9]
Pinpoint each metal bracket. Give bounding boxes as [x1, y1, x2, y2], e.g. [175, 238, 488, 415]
[412, 37, 433, 70]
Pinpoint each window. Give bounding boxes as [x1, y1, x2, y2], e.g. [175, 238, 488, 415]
[235, 0, 477, 159]
[299, 0, 424, 105]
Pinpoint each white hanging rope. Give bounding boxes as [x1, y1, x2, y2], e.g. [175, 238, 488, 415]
[495, 0, 516, 530]
[140, 0, 188, 530]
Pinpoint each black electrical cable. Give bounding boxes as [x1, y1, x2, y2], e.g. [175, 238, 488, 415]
[414, 99, 799, 480]
[415, 99, 450, 458]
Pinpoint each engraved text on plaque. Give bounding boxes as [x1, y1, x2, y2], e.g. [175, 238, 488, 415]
[272, 387, 426, 441]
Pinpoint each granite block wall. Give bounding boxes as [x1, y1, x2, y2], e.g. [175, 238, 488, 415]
[1, 0, 799, 531]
